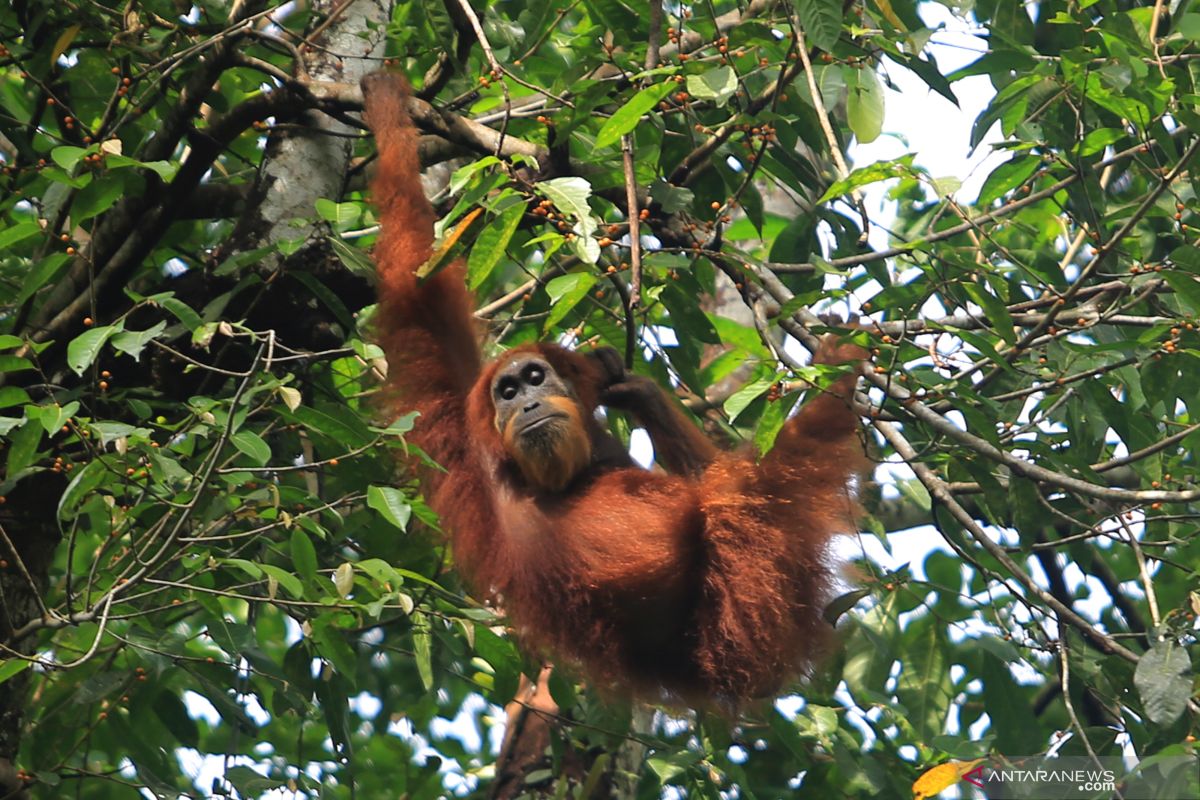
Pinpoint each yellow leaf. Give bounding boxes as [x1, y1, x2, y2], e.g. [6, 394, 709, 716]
[872, 0, 907, 33]
[51, 24, 82, 62]
[416, 207, 484, 279]
[333, 562, 354, 598]
[912, 760, 982, 799]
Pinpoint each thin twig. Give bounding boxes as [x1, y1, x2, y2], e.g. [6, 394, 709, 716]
[646, 0, 664, 70]
[792, 24, 868, 239]
[0, 522, 51, 620]
[875, 419, 1141, 664]
[452, 0, 512, 156]
[621, 134, 643, 310]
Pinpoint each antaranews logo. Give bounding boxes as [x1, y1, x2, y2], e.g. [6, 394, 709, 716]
[912, 755, 1198, 799]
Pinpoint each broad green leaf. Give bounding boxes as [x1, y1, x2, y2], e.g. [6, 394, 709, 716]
[111, 321, 166, 362]
[963, 280, 1016, 344]
[290, 528, 318, 583]
[31, 401, 79, 436]
[818, 157, 914, 203]
[6, 420, 42, 477]
[0, 221, 41, 250]
[258, 564, 304, 599]
[0, 355, 32, 375]
[467, 197, 524, 289]
[90, 421, 146, 447]
[1134, 639, 1191, 726]
[449, 156, 502, 195]
[66, 323, 123, 375]
[367, 485, 412, 530]
[160, 297, 202, 331]
[686, 67, 737, 106]
[291, 406, 372, 447]
[846, 67, 884, 144]
[104, 154, 177, 180]
[0, 387, 30, 408]
[538, 177, 600, 264]
[51, 145, 89, 171]
[0, 659, 32, 685]
[231, 430, 271, 465]
[977, 156, 1041, 206]
[73, 175, 126, 223]
[724, 377, 773, 422]
[314, 198, 364, 227]
[1163, 272, 1200, 314]
[795, 0, 842, 52]
[412, 610, 433, 691]
[543, 272, 597, 331]
[594, 83, 674, 149]
[649, 179, 694, 213]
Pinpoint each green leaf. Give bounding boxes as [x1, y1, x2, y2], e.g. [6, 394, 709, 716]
[412, 610, 434, 691]
[111, 321, 167, 361]
[66, 323, 123, 375]
[795, 0, 843, 52]
[467, 197, 524, 289]
[291, 406, 372, 448]
[259, 564, 304, 599]
[0, 387, 30, 409]
[818, 157, 914, 203]
[594, 83, 674, 149]
[0, 659, 32, 685]
[823, 588, 871, 625]
[977, 156, 1041, 206]
[537, 177, 594, 223]
[314, 198, 364, 227]
[18, 254, 71, 306]
[538, 177, 600, 263]
[89, 421, 146, 448]
[367, 485, 412, 530]
[153, 690, 200, 748]
[0, 355, 32, 375]
[51, 145, 89, 171]
[160, 297, 202, 331]
[1134, 639, 1191, 726]
[450, 156, 502, 195]
[963, 280, 1016, 344]
[231, 430, 271, 465]
[31, 401, 79, 436]
[662, 283, 720, 344]
[73, 175, 126, 223]
[982, 653, 1042, 753]
[543, 272, 598, 331]
[649, 179, 694, 213]
[723, 377, 773, 422]
[0, 221, 41, 250]
[686, 67, 738, 106]
[290, 529, 319, 583]
[104, 154, 177, 180]
[846, 67, 884, 144]
[1076, 127, 1125, 157]
[1163, 272, 1200, 314]
[6, 417, 43, 477]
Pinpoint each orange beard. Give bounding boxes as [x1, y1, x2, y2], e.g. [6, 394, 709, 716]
[504, 396, 593, 493]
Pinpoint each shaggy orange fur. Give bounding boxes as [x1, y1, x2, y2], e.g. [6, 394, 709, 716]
[363, 72, 864, 704]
